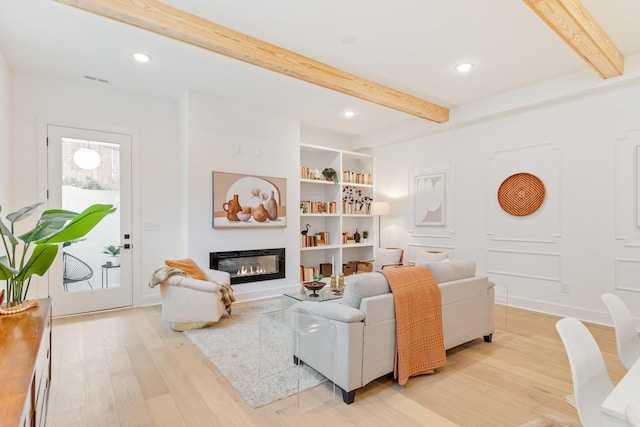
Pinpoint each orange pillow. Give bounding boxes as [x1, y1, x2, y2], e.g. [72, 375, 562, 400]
[164, 258, 207, 281]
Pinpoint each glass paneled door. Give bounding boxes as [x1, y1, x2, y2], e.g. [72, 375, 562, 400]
[47, 125, 132, 316]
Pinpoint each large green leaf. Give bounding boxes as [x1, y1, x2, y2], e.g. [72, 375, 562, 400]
[0, 256, 19, 280]
[39, 209, 78, 222]
[21, 209, 81, 242]
[6, 202, 44, 223]
[0, 217, 17, 245]
[19, 220, 61, 243]
[39, 204, 116, 244]
[14, 244, 59, 282]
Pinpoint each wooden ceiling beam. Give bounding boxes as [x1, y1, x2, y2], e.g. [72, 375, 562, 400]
[55, 0, 449, 123]
[523, 0, 624, 79]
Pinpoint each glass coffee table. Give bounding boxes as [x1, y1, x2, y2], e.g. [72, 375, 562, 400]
[259, 301, 337, 413]
[282, 287, 343, 308]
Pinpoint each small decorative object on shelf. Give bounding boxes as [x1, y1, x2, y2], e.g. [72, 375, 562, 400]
[320, 262, 333, 277]
[354, 229, 361, 243]
[322, 168, 338, 183]
[362, 230, 369, 243]
[342, 186, 372, 214]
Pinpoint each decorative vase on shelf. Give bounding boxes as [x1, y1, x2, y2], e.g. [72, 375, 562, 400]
[266, 190, 278, 221]
[354, 229, 361, 243]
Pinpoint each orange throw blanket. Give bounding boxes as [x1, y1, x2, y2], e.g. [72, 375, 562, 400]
[380, 266, 446, 385]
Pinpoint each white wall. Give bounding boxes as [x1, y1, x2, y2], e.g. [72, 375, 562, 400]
[184, 92, 301, 301]
[374, 81, 640, 325]
[0, 51, 10, 210]
[301, 125, 359, 151]
[10, 72, 182, 305]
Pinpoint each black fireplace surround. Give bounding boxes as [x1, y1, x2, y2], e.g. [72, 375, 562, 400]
[210, 248, 285, 285]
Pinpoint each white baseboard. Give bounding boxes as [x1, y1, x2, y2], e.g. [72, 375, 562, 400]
[495, 294, 614, 328]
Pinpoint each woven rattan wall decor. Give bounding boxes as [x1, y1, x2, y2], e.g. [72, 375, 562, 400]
[497, 172, 545, 216]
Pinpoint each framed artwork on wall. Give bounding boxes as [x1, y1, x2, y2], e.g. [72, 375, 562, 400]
[413, 172, 446, 226]
[212, 171, 287, 228]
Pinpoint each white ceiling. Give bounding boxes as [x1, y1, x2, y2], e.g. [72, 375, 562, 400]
[1, 0, 640, 142]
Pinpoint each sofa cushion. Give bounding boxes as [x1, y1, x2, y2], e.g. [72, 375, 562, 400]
[342, 272, 391, 309]
[419, 259, 476, 283]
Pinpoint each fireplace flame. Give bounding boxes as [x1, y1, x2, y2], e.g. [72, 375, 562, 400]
[236, 264, 266, 277]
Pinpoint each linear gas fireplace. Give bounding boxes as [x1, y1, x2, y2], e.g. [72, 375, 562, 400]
[210, 248, 285, 285]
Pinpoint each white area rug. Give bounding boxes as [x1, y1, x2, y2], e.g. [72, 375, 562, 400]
[184, 299, 327, 408]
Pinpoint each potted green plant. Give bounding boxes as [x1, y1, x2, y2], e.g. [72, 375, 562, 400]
[0, 202, 116, 307]
[103, 244, 121, 267]
[322, 168, 338, 184]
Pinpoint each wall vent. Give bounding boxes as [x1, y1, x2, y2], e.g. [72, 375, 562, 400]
[84, 75, 110, 84]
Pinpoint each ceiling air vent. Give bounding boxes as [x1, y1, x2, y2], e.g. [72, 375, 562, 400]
[84, 75, 110, 84]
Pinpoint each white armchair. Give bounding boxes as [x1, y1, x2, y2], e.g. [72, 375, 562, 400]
[150, 261, 233, 331]
[356, 247, 404, 273]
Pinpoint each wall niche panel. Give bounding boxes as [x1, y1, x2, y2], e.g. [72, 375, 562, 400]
[487, 249, 561, 282]
[487, 144, 560, 243]
[614, 128, 640, 247]
[615, 258, 640, 292]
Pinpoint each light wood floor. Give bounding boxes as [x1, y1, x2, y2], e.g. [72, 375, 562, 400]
[45, 302, 625, 427]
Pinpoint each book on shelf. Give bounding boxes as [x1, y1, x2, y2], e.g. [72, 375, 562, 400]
[301, 231, 330, 247]
[310, 201, 327, 213]
[302, 201, 332, 214]
[300, 265, 318, 282]
[342, 171, 372, 185]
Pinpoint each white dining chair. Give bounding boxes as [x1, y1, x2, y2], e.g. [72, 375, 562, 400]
[626, 405, 640, 427]
[601, 293, 640, 370]
[555, 317, 627, 427]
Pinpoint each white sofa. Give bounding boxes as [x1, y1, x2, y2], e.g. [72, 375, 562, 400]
[291, 260, 495, 403]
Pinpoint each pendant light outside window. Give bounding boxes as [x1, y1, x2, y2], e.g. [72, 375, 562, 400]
[73, 148, 101, 170]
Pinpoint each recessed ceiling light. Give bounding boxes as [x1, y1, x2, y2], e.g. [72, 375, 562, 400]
[133, 53, 151, 63]
[343, 110, 355, 118]
[456, 62, 474, 73]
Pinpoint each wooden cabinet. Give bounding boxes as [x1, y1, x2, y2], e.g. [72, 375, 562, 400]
[0, 298, 52, 427]
[300, 144, 375, 280]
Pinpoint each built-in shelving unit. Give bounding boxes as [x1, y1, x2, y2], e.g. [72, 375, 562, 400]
[299, 144, 374, 281]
